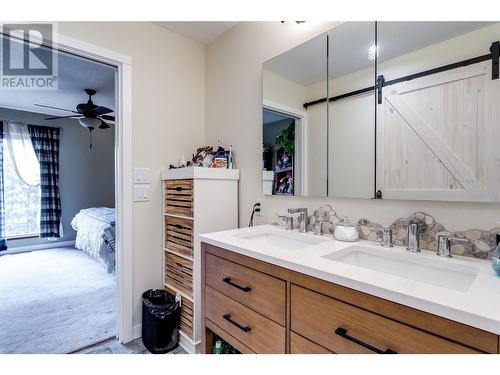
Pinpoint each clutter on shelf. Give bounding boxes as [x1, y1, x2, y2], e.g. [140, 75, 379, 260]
[169, 141, 235, 170]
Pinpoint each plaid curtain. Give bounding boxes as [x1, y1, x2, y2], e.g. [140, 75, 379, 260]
[0, 121, 6, 250]
[28, 125, 61, 238]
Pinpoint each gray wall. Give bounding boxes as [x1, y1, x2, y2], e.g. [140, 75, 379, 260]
[0, 107, 115, 249]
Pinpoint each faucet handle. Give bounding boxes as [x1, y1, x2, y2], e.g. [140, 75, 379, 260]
[314, 219, 323, 236]
[437, 235, 469, 257]
[380, 228, 393, 247]
[278, 215, 293, 230]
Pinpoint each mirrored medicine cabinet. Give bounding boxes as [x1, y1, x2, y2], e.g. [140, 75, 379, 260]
[262, 21, 500, 202]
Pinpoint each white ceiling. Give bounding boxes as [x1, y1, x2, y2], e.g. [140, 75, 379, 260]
[154, 22, 238, 44]
[0, 36, 116, 122]
[264, 21, 495, 86]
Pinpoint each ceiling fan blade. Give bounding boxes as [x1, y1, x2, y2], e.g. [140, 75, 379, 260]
[34, 104, 79, 113]
[99, 120, 111, 129]
[89, 106, 113, 116]
[100, 114, 115, 121]
[44, 115, 82, 120]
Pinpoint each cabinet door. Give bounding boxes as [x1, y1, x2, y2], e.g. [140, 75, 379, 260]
[377, 61, 499, 201]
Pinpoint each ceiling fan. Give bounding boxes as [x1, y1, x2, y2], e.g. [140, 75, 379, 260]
[34, 88, 114, 148]
[35, 88, 114, 129]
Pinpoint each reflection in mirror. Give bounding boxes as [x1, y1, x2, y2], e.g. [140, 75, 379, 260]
[376, 22, 500, 202]
[262, 33, 328, 197]
[326, 21, 376, 198]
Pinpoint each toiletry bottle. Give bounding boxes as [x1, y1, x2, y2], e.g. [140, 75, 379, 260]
[213, 340, 222, 354]
[228, 145, 233, 169]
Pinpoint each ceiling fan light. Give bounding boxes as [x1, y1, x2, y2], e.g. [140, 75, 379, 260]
[78, 117, 101, 129]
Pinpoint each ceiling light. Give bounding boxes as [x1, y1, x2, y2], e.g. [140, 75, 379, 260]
[368, 44, 379, 61]
[79, 117, 101, 130]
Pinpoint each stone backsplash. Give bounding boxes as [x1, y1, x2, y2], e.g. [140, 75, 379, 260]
[271, 205, 500, 259]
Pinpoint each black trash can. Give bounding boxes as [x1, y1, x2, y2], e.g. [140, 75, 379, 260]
[141, 289, 181, 354]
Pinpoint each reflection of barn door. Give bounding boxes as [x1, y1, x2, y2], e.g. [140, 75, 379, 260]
[377, 61, 500, 202]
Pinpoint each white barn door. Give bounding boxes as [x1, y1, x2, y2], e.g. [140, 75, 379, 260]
[377, 61, 500, 202]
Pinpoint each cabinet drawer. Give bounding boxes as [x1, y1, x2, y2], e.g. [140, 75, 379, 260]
[165, 180, 193, 217]
[205, 286, 285, 353]
[165, 286, 194, 339]
[291, 285, 480, 354]
[205, 253, 286, 325]
[165, 216, 193, 258]
[165, 252, 193, 298]
[290, 332, 332, 354]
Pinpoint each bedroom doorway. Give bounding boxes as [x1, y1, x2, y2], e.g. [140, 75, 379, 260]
[0, 26, 133, 353]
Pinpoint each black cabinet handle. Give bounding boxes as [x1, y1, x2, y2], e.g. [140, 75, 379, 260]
[335, 327, 396, 354]
[175, 224, 183, 229]
[223, 314, 251, 332]
[175, 186, 183, 191]
[222, 277, 251, 292]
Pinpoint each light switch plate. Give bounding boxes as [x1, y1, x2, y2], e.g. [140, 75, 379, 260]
[134, 185, 150, 202]
[134, 168, 150, 184]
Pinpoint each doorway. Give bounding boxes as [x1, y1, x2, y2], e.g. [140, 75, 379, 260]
[0, 27, 133, 350]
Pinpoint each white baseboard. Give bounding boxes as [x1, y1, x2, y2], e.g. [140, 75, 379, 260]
[132, 323, 142, 341]
[1, 240, 76, 255]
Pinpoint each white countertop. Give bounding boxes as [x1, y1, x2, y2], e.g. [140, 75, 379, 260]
[199, 225, 500, 335]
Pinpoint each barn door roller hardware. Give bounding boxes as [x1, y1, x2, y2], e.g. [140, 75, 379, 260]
[303, 41, 500, 109]
[491, 41, 499, 80]
[376, 75, 385, 105]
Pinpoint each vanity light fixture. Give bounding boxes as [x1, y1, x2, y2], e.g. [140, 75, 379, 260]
[280, 21, 306, 24]
[368, 44, 379, 61]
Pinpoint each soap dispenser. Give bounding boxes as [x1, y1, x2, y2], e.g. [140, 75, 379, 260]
[492, 233, 500, 276]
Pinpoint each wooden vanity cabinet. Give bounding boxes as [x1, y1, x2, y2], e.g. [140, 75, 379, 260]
[201, 243, 500, 354]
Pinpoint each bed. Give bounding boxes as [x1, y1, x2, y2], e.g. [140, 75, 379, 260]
[71, 207, 116, 273]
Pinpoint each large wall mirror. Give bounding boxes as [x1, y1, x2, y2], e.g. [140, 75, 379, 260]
[327, 22, 376, 199]
[262, 21, 500, 202]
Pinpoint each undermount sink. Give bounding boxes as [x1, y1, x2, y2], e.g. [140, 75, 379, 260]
[235, 230, 325, 250]
[322, 245, 480, 292]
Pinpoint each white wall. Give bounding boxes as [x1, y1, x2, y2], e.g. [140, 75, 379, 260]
[0, 107, 115, 248]
[205, 21, 500, 233]
[58, 22, 206, 329]
[263, 70, 305, 110]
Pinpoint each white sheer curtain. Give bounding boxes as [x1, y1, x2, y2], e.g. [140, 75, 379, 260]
[4, 121, 40, 186]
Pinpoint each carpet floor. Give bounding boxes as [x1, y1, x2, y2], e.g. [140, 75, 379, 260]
[0, 248, 116, 354]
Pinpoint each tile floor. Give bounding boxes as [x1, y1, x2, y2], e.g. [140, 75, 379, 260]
[75, 337, 187, 354]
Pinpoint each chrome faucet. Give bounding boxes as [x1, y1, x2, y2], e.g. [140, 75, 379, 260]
[288, 208, 308, 233]
[402, 219, 421, 253]
[437, 235, 469, 258]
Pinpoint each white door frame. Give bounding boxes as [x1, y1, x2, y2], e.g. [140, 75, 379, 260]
[9, 29, 135, 343]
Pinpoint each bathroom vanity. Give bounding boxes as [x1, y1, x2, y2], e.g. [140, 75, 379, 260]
[200, 226, 500, 354]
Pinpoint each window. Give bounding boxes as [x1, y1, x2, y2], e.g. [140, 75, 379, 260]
[3, 140, 40, 238]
